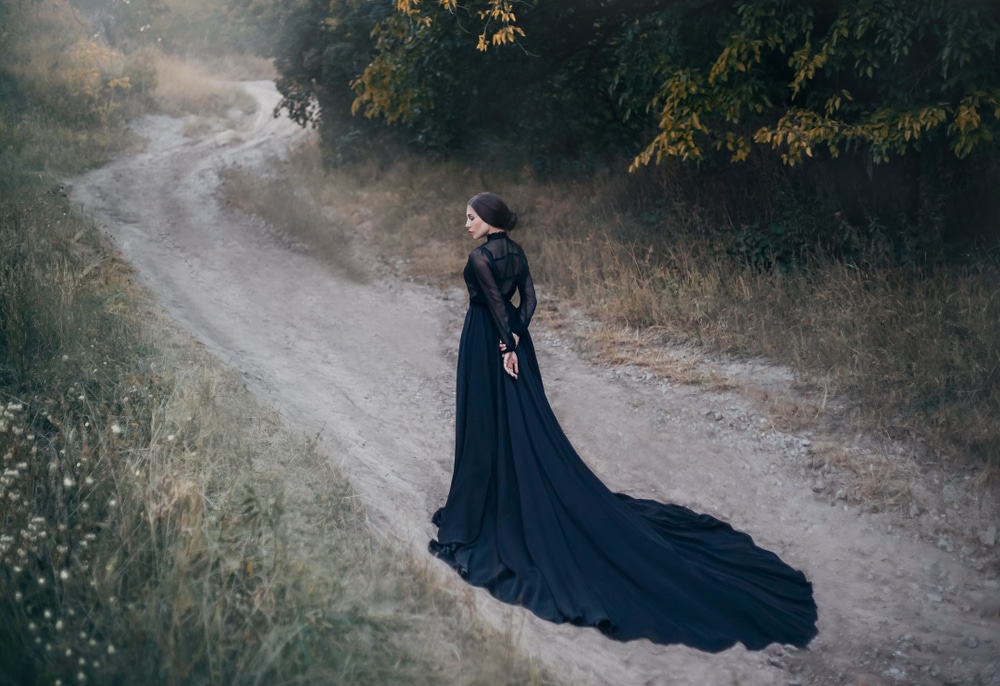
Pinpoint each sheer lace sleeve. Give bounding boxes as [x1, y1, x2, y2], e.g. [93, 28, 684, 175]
[468, 248, 518, 353]
[516, 261, 536, 333]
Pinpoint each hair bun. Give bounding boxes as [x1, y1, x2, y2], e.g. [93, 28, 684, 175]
[505, 211, 518, 231]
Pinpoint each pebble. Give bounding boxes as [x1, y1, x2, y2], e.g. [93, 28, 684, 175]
[980, 526, 997, 547]
[885, 667, 907, 681]
[965, 637, 979, 648]
[926, 592, 943, 603]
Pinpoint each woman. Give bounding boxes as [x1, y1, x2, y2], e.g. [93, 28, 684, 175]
[429, 192, 818, 652]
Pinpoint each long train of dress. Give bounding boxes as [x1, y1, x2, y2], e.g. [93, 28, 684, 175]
[430, 241, 818, 652]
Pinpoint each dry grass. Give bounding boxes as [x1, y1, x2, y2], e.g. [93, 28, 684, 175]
[219, 164, 367, 281]
[249, 141, 1000, 487]
[153, 53, 258, 119]
[0, 3, 154, 172]
[0, 171, 553, 685]
[0, 20, 554, 678]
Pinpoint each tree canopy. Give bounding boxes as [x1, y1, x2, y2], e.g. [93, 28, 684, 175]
[332, 0, 1000, 167]
[267, 0, 1000, 245]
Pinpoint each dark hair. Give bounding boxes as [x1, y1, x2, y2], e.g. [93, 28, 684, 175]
[468, 192, 518, 231]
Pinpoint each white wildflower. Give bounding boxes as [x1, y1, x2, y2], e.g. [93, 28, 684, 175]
[107, 644, 116, 655]
[63, 476, 75, 488]
[60, 570, 69, 580]
[44, 610, 52, 619]
[111, 424, 122, 435]
[85, 477, 95, 486]
[62, 355, 69, 361]
[166, 434, 175, 442]
[78, 396, 85, 402]
[55, 619, 63, 630]
[6, 402, 21, 412]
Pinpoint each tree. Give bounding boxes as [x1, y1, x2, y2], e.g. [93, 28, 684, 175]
[350, 0, 1000, 169]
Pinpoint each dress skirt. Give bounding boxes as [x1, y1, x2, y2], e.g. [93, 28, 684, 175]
[430, 302, 818, 652]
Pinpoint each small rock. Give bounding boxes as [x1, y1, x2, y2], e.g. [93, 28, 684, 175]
[835, 488, 847, 500]
[926, 592, 943, 603]
[885, 667, 907, 681]
[965, 636, 979, 648]
[908, 504, 920, 517]
[811, 480, 826, 493]
[937, 536, 954, 552]
[980, 526, 997, 548]
[800, 438, 811, 447]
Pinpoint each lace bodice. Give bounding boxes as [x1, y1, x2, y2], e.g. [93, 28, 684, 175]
[464, 232, 536, 353]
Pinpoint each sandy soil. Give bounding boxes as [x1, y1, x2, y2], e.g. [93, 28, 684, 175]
[69, 82, 999, 686]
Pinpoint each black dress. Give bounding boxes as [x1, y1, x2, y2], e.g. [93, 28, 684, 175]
[429, 232, 818, 652]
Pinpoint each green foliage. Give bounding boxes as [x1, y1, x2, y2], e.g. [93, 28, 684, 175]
[636, 0, 1000, 168]
[272, 0, 1000, 172]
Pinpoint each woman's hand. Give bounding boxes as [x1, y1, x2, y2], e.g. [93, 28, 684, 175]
[498, 333, 521, 353]
[503, 351, 519, 380]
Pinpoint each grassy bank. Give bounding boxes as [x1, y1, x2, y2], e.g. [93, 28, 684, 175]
[222, 144, 1000, 491]
[0, 16, 551, 681]
[0, 171, 550, 686]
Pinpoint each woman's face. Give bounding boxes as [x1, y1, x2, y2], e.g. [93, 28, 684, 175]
[466, 205, 493, 240]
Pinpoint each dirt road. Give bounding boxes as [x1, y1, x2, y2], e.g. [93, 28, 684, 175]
[69, 82, 998, 685]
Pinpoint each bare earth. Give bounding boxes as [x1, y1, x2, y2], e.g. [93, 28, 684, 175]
[70, 82, 998, 686]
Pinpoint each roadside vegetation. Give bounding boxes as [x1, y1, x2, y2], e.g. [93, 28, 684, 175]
[223, 141, 1000, 503]
[248, 0, 1000, 491]
[0, 2, 551, 684]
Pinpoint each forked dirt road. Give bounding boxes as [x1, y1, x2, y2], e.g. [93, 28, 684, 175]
[70, 82, 998, 685]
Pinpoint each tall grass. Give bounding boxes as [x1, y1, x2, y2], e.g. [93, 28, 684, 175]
[152, 53, 261, 119]
[0, 172, 551, 685]
[248, 143, 1000, 485]
[1, 5, 552, 680]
